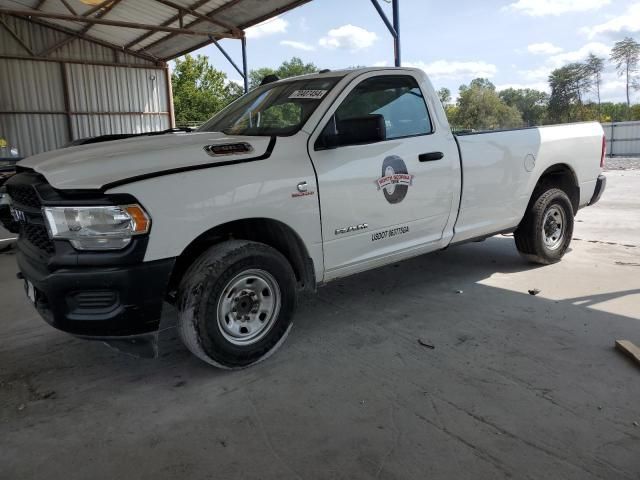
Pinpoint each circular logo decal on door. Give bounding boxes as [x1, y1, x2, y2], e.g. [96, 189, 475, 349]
[375, 155, 414, 204]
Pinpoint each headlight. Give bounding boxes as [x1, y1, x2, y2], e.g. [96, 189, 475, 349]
[43, 204, 150, 251]
[0, 188, 10, 206]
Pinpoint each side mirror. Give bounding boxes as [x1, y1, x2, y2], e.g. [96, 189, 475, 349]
[317, 114, 386, 149]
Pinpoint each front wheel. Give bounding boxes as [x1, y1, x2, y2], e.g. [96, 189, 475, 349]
[176, 240, 297, 369]
[514, 188, 574, 264]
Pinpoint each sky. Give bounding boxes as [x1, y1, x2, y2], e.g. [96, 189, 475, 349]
[191, 0, 640, 103]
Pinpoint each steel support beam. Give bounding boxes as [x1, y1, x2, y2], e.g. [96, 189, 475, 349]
[370, 0, 401, 67]
[139, 0, 245, 53]
[212, 37, 248, 93]
[39, 0, 123, 57]
[124, 0, 212, 49]
[0, 53, 166, 69]
[392, 0, 400, 67]
[59, 62, 74, 142]
[0, 14, 35, 56]
[22, 16, 160, 62]
[152, 0, 242, 37]
[59, 0, 77, 15]
[241, 36, 248, 93]
[0, 8, 233, 37]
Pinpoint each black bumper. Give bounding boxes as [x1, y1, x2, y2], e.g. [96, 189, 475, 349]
[17, 251, 175, 338]
[588, 174, 606, 206]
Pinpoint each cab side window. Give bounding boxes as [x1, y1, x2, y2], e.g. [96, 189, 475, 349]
[334, 75, 433, 139]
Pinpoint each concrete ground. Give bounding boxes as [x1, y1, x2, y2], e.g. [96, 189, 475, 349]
[1, 170, 639, 480]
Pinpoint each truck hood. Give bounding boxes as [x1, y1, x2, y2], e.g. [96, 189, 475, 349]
[19, 132, 274, 190]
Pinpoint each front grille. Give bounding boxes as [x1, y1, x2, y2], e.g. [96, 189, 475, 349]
[6, 183, 41, 208]
[22, 223, 55, 254]
[6, 176, 56, 258]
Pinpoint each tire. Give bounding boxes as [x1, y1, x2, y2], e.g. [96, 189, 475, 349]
[382, 155, 409, 204]
[176, 240, 297, 369]
[514, 188, 574, 265]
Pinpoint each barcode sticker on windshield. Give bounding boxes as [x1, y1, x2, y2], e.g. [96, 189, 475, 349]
[289, 90, 328, 100]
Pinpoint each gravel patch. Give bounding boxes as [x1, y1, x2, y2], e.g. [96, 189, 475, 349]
[605, 157, 640, 170]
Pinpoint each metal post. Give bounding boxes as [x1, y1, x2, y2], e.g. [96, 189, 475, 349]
[212, 37, 247, 93]
[165, 63, 176, 128]
[241, 36, 248, 93]
[59, 62, 74, 143]
[610, 123, 615, 157]
[392, 0, 400, 67]
[369, 0, 401, 67]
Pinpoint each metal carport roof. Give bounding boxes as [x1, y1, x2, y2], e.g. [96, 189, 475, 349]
[0, 0, 312, 62]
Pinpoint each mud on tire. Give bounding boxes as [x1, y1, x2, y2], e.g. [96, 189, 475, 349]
[514, 188, 574, 265]
[176, 240, 297, 369]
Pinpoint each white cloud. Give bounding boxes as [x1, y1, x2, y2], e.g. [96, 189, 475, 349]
[548, 42, 610, 67]
[245, 17, 288, 39]
[319, 25, 378, 51]
[505, 0, 610, 16]
[518, 66, 553, 81]
[527, 42, 563, 55]
[515, 42, 611, 87]
[583, 3, 640, 39]
[280, 40, 315, 51]
[405, 60, 497, 80]
[601, 78, 626, 93]
[372, 60, 389, 67]
[597, 72, 628, 102]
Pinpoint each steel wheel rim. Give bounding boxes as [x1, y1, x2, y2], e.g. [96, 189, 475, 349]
[217, 269, 281, 346]
[542, 205, 565, 251]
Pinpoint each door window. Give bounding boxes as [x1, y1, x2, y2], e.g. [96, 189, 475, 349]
[333, 75, 433, 140]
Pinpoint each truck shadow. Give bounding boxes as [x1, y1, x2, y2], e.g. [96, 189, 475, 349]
[2, 235, 640, 479]
[2, 235, 638, 381]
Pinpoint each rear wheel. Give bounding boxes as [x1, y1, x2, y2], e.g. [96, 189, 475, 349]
[514, 188, 574, 264]
[176, 240, 297, 369]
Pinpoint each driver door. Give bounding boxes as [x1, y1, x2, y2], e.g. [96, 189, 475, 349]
[308, 72, 458, 280]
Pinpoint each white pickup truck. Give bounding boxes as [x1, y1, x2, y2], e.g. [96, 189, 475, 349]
[3, 67, 606, 368]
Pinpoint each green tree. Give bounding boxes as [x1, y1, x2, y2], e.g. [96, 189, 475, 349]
[498, 88, 549, 126]
[548, 65, 591, 122]
[610, 37, 640, 108]
[567, 62, 592, 104]
[437, 87, 452, 105]
[437, 87, 459, 120]
[249, 57, 318, 89]
[171, 54, 242, 125]
[249, 67, 278, 90]
[599, 102, 638, 122]
[452, 79, 522, 130]
[585, 53, 605, 118]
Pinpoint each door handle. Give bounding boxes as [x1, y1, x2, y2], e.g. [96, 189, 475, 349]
[419, 152, 444, 162]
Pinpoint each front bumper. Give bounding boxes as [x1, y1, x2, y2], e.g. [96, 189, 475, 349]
[17, 250, 175, 338]
[588, 174, 606, 206]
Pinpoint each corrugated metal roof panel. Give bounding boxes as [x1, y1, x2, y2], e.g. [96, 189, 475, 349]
[0, 114, 69, 157]
[0, 16, 158, 66]
[1, 22, 170, 157]
[0, 0, 312, 61]
[66, 63, 168, 112]
[71, 113, 169, 139]
[0, 59, 64, 111]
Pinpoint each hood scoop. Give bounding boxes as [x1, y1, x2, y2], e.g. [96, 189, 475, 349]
[203, 142, 254, 157]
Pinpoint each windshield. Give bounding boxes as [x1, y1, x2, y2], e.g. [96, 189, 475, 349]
[198, 77, 341, 136]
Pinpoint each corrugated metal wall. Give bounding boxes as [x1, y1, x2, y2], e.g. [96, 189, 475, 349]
[602, 121, 640, 157]
[0, 16, 172, 157]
